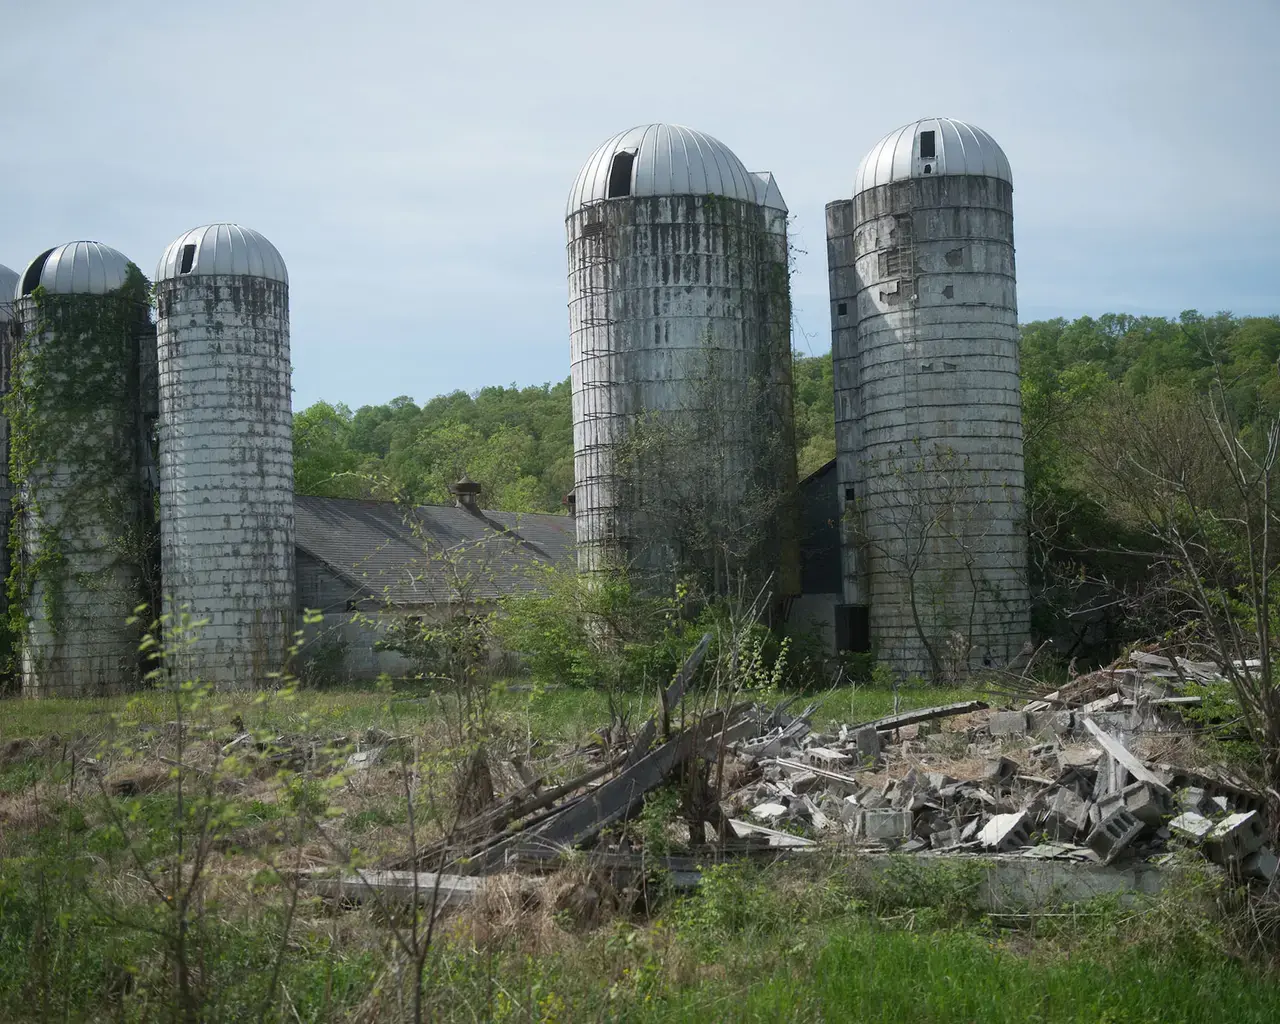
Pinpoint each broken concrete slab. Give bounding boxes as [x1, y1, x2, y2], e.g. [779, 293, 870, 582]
[307, 870, 487, 910]
[866, 701, 989, 734]
[1081, 718, 1170, 794]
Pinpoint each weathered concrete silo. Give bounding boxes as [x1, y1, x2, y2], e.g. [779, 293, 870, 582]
[567, 123, 798, 598]
[828, 118, 1028, 676]
[8, 242, 152, 695]
[155, 224, 295, 688]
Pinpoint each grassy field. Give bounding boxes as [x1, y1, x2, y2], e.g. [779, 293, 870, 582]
[4, 678, 1276, 1022]
[0, 678, 989, 744]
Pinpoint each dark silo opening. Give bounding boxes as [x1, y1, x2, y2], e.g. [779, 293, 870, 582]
[607, 151, 635, 198]
[179, 244, 196, 274]
[837, 302, 848, 316]
[20, 249, 56, 296]
[919, 130, 936, 159]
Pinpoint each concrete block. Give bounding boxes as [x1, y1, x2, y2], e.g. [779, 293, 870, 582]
[989, 711, 1030, 737]
[860, 808, 913, 843]
[1087, 808, 1144, 865]
[930, 825, 964, 849]
[985, 756, 1018, 784]
[1122, 781, 1171, 827]
[1243, 847, 1278, 882]
[1041, 787, 1092, 840]
[1207, 811, 1265, 866]
[980, 811, 1031, 852]
[786, 770, 821, 795]
[751, 802, 788, 821]
[854, 726, 882, 766]
[1169, 811, 1214, 844]
[1175, 787, 1213, 815]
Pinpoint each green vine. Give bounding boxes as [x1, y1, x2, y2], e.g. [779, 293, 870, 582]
[4, 265, 153, 681]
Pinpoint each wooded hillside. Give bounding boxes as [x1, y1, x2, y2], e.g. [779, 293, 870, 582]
[294, 311, 1280, 515]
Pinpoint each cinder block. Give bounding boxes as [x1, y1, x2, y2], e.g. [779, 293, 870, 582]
[1169, 811, 1214, 844]
[1207, 811, 1265, 867]
[859, 808, 913, 843]
[989, 711, 1030, 737]
[979, 811, 1031, 851]
[1041, 787, 1091, 840]
[1122, 781, 1171, 827]
[854, 726, 882, 765]
[1243, 847, 1278, 882]
[1087, 808, 1144, 865]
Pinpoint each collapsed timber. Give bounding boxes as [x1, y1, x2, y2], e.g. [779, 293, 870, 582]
[306, 639, 1278, 915]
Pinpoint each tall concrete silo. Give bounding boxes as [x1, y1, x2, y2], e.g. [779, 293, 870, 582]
[154, 224, 295, 688]
[9, 242, 152, 695]
[828, 118, 1028, 676]
[566, 123, 798, 598]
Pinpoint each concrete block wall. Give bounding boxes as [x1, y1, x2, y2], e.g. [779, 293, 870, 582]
[155, 275, 295, 687]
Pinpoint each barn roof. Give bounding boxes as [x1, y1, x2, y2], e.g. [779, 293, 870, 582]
[294, 495, 575, 608]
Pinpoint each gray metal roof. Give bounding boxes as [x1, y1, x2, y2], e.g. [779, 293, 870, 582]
[294, 495, 575, 607]
[854, 118, 1012, 194]
[156, 223, 288, 285]
[16, 241, 134, 297]
[568, 123, 785, 216]
[0, 264, 18, 321]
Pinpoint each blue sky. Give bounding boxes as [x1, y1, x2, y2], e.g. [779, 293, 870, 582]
[1, 0, 1275, 410]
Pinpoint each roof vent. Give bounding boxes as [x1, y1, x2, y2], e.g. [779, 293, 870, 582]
[449, 473, 482, 512]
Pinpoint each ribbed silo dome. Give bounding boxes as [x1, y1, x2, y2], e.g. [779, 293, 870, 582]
[0, 264, 19, 315]
[853, 118, 1012, 194]
[155, 223, 287, 285]
[567, 123, 764, 217]
[17, 242, 134, 297]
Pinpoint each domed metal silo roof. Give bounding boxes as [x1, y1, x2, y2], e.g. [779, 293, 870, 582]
[17, 241, 134, 297]
[155, 223, 288, 285]
[853, 118, 1012, 194]
[568, 123, 779, 216]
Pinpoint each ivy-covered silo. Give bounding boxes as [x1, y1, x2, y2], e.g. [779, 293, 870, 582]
[8, 242, 153, 695]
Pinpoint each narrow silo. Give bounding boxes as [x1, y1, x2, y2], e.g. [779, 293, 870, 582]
[8, 242, 151, 695]
[566, 123, 799, 598]
[0, 262, 21, 682]
[154, 224, 295, 688]
[828, 118, 1028, 676]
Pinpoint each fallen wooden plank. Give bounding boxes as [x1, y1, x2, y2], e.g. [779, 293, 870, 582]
[624, 633, 713, 769]
[471, 712, 725, 872]
[1081, 717, 1170, 794]
[865, 700, 988, 733]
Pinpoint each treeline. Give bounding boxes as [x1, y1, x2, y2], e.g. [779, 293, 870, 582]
[293, 312, 1280, 517]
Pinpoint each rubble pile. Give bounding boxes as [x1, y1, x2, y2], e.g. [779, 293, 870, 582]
[720, 650, 1275, 880]
[366, 642, 1274, 891]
